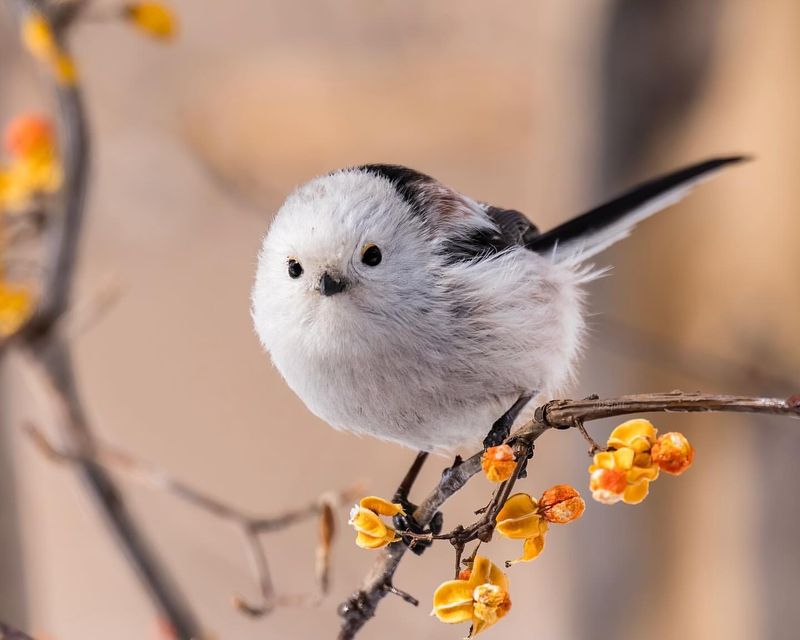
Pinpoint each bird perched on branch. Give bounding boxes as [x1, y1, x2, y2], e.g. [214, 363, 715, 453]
[252, 158, 745, 453]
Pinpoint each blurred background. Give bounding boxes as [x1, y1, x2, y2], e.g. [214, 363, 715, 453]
[1, 1, 799, 639]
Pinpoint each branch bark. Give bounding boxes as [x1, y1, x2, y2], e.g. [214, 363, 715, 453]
[22, 418, 361, 617]
[0, 620, 35, 640]
[337, 391, 800, 639]
[8, 2, 202, 636]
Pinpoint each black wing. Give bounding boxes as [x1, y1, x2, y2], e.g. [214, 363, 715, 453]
[482, 205, 540, 246]
[440, 205, 539, 263]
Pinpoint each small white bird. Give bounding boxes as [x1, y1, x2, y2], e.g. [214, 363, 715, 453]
[252, 158, 744, 453]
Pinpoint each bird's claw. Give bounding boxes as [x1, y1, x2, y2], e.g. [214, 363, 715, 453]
[483, 394, 534, 449]
[392, 496, 443, 556]
[483, 416, 512, 449]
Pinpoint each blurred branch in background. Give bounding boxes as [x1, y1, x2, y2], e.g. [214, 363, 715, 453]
[589, 6, 725, 636]
[19, 411, 359, 619]
[600, 0, 722, 185]
[0, 620, 35, 640]
[5, 0, 201, 635]
[594, 3, 800, 639]
[0, 1, 357, 637]
[0, 8, 31, 628]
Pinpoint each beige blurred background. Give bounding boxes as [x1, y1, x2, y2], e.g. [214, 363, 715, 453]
[1, 1, 799, 639]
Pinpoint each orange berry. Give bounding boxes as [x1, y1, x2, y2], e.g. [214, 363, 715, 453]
[473, 583, 511, 626]
[537, 484, 585, 524]
[481, 444, 516, 483]
[155, 617, 178, 640]
[651, 432, 694, 475]
[4, 114, 54, 157]
[592, 468, 627, 493]
[589, 468, 628, 504]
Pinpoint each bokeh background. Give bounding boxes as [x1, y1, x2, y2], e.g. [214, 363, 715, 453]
[2, 1, 799, 639]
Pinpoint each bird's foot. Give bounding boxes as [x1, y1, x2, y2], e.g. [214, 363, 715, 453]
[392, 495, 443, 556]
[483, 416, 512, 449]
[483, 393, 534, 449]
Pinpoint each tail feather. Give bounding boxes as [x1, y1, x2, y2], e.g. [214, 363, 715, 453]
[528, 156, 749, 261]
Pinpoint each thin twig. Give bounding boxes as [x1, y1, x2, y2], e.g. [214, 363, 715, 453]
[383, 584, 419, 607]
[7, 1, 204, 635]
[234, 527, 276, 616]
[58, 275, 123, 339]
[400, 445, 529, 551]
[23, 420, 360, 617]
[575, 418, 604, 455]
[2, 206, 48, 246]
[337, 391, 800, 639]
[316, 499, 336, 594]
[0, 621, 35, 640]
[531, 392, 800, 429]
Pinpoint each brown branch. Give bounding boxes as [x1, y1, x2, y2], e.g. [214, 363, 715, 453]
[0, 620, 35, 640]
[2, 206, 48, 246]
[7, 2, 203, 636]
[400, 443, 530, 553]
[574, 418, 605, 454]
[5, 3, 366, 631]
[337, 391, 800, 639]
[22, 419, 361, 618]
[532, 392, 800, 428]
[22, 342, 204, 637]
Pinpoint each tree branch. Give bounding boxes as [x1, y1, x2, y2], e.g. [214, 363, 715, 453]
[532, 392, 800, 428]
[8, 2, 202, 636]
[337, 391, 800, 639]
[0, 620, 35, 640]
[21, 399, 360, 619]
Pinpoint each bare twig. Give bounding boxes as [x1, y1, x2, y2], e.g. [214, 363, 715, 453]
[2, 206, 48, 246]
[4, 0, 353, 621]
[574, 416, 605, 454]
[7, 2, 201, 635]
[0, 620, 35, 640]
[399, 443, 529, 551]
[316, 500, 336, 594]
[337, 448, 485, 640]
[531, 392, 800, 428]
[338, 391, 800, 639]
[23, 420, 361, 618]
[58, 275, 123, 339]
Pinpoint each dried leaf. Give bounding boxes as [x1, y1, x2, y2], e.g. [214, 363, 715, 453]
[124, 3, 177, 40]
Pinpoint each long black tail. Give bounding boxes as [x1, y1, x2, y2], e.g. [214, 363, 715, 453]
[528, 156, 748, 260]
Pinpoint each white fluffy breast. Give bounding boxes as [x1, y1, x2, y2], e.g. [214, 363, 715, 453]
[252, 170, 587, 452]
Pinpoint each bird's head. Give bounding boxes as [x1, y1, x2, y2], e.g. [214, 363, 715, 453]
[251, 166, 447, 356]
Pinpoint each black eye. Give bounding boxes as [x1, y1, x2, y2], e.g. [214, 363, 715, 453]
[287, 259, 303, 278]
[361, 244, 382, 267]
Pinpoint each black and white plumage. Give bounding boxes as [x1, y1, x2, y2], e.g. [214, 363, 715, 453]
[251, 157, 745, 452]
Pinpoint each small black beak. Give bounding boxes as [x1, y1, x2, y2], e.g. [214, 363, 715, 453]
[319, 271, 347, 297]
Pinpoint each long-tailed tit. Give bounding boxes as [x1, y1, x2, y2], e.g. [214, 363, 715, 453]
[252, 158, 745, 453]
